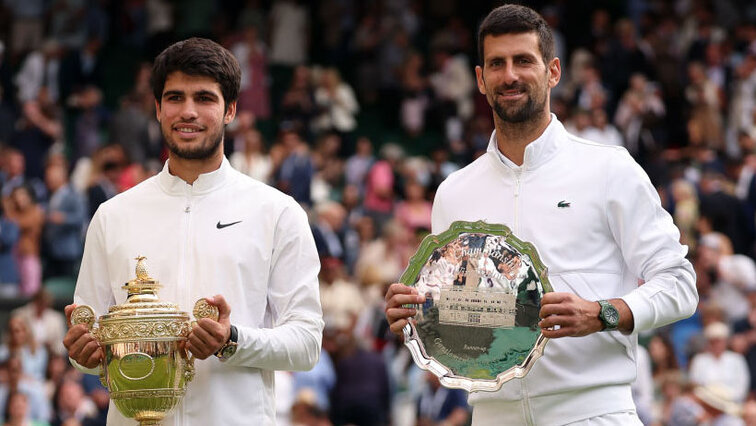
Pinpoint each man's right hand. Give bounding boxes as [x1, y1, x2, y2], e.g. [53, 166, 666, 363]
[63, 304, 104, 369]
[384, 283, 426, 336]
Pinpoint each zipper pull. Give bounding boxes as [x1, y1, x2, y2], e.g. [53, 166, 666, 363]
[184, 205, 191, 213]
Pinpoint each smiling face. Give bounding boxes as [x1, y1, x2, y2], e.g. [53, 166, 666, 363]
[475, 32, 560, 125]
[156, 71, 236, 161]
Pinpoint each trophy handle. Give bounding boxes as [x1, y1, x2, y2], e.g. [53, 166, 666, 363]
[183, 298, 220, 379]
[192, 299, 219, 322]
[71, 305, 96, 330]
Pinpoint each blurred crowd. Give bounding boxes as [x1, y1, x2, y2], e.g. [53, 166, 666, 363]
[1, 0, 756, 425]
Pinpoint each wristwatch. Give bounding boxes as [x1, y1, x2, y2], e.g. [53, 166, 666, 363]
[597, 300, 619, 331]
[215, 325, 238, 361]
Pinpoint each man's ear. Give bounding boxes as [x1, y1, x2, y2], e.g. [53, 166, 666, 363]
[475, 65, 487, 95]
[224, 101, 237, 125]
[155, 99, 161, 122]
[548, 57, 561, 88]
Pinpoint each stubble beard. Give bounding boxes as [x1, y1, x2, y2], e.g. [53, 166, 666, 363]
[492, 86, 547, 124]
[163, 125, 225, 160]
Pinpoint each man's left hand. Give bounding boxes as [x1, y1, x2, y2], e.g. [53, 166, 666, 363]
[538, 292, 603, 338]
[187, 294, 231, 359]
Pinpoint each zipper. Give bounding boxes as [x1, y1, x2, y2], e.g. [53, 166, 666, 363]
[178, 192, 192, 426]
[513, 170, 522, 233]
[520, 378, 535, 425]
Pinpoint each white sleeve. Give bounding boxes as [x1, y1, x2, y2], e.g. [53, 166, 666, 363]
[71, 208, 116, 375]
[733, 354, 751, 402]
[605, 149, 698, 333]
[224, 200, 324, 371]
[431, 183, 451, 235]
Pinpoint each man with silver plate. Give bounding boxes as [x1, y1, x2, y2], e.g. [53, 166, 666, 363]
[385, 4, 698, 425]
[63, 38, 323, 425]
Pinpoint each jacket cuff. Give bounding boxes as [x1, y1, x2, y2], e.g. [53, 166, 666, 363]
[620, 292, 653, 334]
[69, 357, 102, 375]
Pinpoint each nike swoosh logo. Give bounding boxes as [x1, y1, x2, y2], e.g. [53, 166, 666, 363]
[216, 220, 242, 229]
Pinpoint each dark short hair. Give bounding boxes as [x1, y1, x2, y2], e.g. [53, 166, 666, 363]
[477, 4, 555, 65]
[151, 37, 241, 111]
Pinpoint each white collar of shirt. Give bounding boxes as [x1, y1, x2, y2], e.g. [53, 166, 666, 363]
[487, 113, 565, 171]
[157, 157, 233, 196]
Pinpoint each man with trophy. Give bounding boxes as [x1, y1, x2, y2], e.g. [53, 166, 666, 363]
[386, 4, 698, 425]
[63, 38, 323, 425]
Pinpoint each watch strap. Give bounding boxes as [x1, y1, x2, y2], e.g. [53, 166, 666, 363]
[597, 300, 619, 331]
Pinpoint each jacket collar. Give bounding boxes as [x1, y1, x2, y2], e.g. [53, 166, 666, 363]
[157, 157, 232, 195]
[487, 114, 566, 171]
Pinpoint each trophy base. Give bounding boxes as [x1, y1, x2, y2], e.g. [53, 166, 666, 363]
[135, 411, 165, 426]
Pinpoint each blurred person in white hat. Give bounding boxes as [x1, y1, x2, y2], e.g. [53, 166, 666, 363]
[689, 321, 750, 402]
[669, 383, 744, 426]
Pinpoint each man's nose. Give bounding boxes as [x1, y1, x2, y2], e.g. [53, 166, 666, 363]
[180, 100, 199, 120]
[502, 62, 519, 85]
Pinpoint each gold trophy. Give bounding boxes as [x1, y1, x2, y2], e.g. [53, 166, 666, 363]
[71, 256, 218, 426]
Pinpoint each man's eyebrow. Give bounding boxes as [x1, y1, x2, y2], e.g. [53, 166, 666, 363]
[162, 90, 220, 99]
[194, 90, 220, 99]
[162, 89, 184, 98]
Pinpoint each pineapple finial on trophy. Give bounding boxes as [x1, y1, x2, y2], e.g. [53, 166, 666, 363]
[134, 256, 152, 281]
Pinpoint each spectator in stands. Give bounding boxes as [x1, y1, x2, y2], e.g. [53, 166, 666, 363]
[698, 170, 753, 257]
[686, 61, 725, 152]
[0, 198, 20, 296]
[0, 356, 51, 423]
[394, 180, 431, 233]
[49, 380, 97, 426]
[231, 25, 271, 120]
[229, 128, 271, 183]
[428, 45, 475, 140]
[363, 144, 403, 232]
[66, 86, 108, 163]
[312, 67, 359, 140]
[3, 390, 49, 426]
[279, 65, 316, 139]
[689, 321, 750, 403]
[668, 383, 744, 426]
[41, 161, 85, 280]
[582, 108, 623, 147]
[329, 322, 390, 426]
[318, 257, 364, 335]
[11, 289, 66, 357]
[698, 232, 756, 325]
[416, 372, 470, 426]
[274, 128, 314, 206]
[399, 51, 429, 137]
[12, 88, 62, 182]
[5, 185, 44, 297]
[0, 316, 47, 382]
[726, 53, 756, 158]
[14, 40, 63, 104]
[613, 73, 665, 158]
[0, 149, 44, 201]
[85, 146, 122, 221]
[311, 202, 351, 263]
[355, 220, 411, 289]
[344, 137, 374, 195]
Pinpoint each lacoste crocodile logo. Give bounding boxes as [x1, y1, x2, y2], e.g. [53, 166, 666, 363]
[557, 200, 571, 208]
[216, 220, 242, 229]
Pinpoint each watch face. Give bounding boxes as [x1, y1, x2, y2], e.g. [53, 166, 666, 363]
[221, 345, 237, 358]
[602, 304, 619, 326]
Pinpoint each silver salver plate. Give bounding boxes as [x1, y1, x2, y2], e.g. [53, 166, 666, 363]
[400, 221, 553, 392]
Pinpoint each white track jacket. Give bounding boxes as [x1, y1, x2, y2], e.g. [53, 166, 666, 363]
[73, 158, 323, 425]
[431, 116, 697, 425]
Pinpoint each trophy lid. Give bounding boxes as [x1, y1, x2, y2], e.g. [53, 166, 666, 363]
[101, 256, 185, 320]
